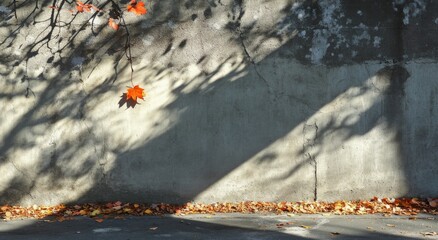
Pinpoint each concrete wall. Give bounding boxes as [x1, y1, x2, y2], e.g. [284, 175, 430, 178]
[0, 0, 437, 205]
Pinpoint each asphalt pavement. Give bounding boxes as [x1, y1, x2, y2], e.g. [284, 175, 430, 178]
[0, 213, 437, 239]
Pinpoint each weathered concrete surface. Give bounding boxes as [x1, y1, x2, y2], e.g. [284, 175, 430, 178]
[0, 0, 438, 205]
[1, 214, 437, 240]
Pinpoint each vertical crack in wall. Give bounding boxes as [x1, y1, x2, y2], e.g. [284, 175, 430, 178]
[78, 107, 108, 183]
[75, 72, 109, 184]
[8, 158, 37, 200]
[234, 0, 275, 102]
[303, 122, 318, 201]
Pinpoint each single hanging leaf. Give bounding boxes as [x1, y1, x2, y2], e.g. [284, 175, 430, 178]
[126, 85, 145, 103]
[127, 0, 147, 15]
[108, 18, 119, 30]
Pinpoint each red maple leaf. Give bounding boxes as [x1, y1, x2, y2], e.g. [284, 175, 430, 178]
[126, 85, 145, 103]
[127, 0, 147, 15]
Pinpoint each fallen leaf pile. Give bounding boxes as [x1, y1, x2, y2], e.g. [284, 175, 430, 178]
[1, 197, 436, 221]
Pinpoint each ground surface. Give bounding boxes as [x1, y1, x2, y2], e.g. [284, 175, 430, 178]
[0, 213, 437, 240]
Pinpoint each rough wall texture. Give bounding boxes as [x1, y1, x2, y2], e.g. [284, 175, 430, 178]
[0, 0, 437, 205]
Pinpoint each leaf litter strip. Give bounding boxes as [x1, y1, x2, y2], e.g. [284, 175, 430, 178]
[1, 197, 437, 222]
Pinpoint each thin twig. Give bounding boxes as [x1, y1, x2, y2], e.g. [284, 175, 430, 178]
[120, 16, 134, 86]
[59, 0, 111, 52]
[109, 0, 134, 85]
[12, 0, 18, 19]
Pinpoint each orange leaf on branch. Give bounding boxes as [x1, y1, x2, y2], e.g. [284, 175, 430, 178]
[127, 0, 147, 15]
[126, 85, 145, 103]
[76, 0, 92, 12]
[108, 18, 119, 30]
[76, 1, 99, 13]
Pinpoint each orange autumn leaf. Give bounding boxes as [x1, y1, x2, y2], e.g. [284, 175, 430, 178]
[76, 1, 99, 12]
[127, 0, 147, 15]
[76, 1, 91, 12]
[108, 18, 119, 31]
[126, 85, 145, 102]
